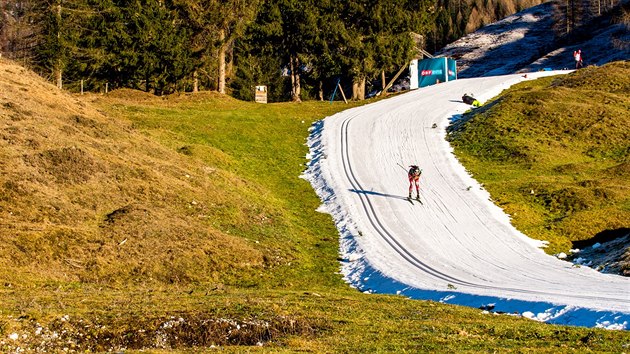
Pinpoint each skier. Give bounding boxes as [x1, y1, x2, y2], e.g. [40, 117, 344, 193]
[573, 49, 583, 69]
[408, 165, 422, 200]
[462, 93, 481, 107]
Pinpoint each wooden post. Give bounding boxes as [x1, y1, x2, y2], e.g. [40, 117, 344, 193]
[80, 80, 83, 95]
[105, 83, 108, 94]
[378, 64, 408, 96]
[337, 83, 348, 104]
[381, 70, 386, 91]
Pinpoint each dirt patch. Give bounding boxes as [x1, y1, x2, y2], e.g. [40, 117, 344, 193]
[1, 313, 326, 352]
[23, 147, 101, 184]
[569, 232, 630, 276]
[102, 204, 139, 225]
[605, 161, 630, 177]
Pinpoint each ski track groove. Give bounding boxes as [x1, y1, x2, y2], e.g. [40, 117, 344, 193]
[342, 113, 605, 298]
[340, 114, 474, 286]
[332, 75, 630, 308]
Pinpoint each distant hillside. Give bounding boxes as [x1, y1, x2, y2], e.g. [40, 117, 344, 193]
[439, 0, 630, 77]
[463, 0, 546, 33]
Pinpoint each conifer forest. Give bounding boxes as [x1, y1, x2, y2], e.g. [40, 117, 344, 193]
[1, 0, 551, 101]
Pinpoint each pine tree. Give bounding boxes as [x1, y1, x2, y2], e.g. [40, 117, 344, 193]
[339, 0, 432, 100]
[310, 0, 349, 100]
[77, 0, 131, 92]
[35, 0, 78, 88]
[231, 1, 287, 101]
[131, 0, 192, 94]
[175, 0, 260, 94]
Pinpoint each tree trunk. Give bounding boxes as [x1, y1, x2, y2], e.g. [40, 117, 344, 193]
[218, 29, 226, 94]
[360, 77, 365, 99]
[290, 55, 301, 102]
[352, 77, 366, 100]
[193, 70, 198, 93]
[226, 43, 234, 78]
[55, 3, 62, 89]
[54, 58, 62, 89]
[318, 81, 324, 101]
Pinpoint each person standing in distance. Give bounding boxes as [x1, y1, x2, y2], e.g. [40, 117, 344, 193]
[573, 49, 583, 69]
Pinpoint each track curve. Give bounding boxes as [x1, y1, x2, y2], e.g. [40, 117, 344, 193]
[306, 72, 630, 321]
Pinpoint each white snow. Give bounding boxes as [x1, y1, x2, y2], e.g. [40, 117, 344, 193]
[303, 72, 630, 328]
[303, 3, 630, 328]
[301, 4, 630, 329]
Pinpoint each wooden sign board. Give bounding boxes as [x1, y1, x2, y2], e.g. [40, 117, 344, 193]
[255, 85, 267, 103]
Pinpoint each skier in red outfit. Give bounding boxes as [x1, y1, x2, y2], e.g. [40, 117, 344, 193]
[573, 49, 583, 69]
[408, 165, 422, 200]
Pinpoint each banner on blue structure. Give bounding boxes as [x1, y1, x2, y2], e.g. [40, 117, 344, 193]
[411, 57, 457, 88]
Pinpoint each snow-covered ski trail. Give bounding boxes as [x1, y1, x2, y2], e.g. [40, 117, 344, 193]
[304, 72, 630, 329]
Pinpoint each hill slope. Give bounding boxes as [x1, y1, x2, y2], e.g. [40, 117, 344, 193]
[0, 58, 269, 286]
[2, 59, 630, 352]
[448, 62, 630, 268]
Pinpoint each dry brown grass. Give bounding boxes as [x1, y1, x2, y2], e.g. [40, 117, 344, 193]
[0, 58, 264, 286]
[2, 59, 630, 353]
[86, 87, 233, 109]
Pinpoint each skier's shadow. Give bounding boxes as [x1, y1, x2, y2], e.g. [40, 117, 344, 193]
[349, 189, 409, 201]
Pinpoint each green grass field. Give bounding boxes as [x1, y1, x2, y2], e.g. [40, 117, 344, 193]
[448, 62, 629, 255]
[1, 59, 629, 352]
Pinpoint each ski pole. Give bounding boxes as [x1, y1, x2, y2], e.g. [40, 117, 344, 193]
[396, 163, 408, 172]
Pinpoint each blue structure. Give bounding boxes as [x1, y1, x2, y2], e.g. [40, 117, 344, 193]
[410, 58, 457, 88]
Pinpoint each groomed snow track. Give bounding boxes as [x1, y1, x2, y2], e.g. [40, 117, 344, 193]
[304, 72, 630, 329]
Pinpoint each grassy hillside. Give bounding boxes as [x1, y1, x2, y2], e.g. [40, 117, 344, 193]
[448, 62, 629, 255]
[1, 58, 629, 352]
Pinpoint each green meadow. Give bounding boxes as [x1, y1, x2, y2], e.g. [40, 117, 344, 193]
[0, 59, 628, 352]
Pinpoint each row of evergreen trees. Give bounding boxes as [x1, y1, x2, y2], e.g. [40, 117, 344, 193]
[1, 0, 483, 101]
